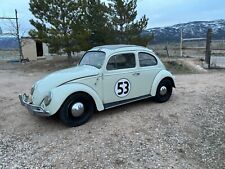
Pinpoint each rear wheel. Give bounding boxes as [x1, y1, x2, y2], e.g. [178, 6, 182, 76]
[59, 93, 94, 127]
[154, 79, 173, 103]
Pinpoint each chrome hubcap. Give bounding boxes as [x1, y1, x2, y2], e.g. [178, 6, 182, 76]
[160, 86, 167, 96]
[71, 102, 84, 117]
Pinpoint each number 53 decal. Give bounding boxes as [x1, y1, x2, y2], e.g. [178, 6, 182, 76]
[115, 79, 131, 97]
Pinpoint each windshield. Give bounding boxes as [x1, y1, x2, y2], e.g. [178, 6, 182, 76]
[79, 51, 106, 69]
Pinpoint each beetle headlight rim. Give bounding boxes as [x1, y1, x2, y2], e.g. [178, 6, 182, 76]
[44, 92, 52, 106]
[31, 85, 35, 95]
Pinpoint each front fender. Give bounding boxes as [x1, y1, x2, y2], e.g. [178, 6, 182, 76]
[150, 70, 175, 96]
[43, 83, 104, 115]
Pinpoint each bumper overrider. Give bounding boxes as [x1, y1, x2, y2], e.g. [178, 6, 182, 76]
[18, 94, 51, 116]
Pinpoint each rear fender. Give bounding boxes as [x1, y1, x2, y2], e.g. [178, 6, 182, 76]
[151, 70, 175, 96]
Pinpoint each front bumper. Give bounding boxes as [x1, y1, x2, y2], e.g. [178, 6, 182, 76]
[19, 94, 51, 116]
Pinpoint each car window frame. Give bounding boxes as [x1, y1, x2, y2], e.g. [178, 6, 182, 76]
[138, 52, 158, 67]
[106, 52, 137, 71]
[79, 51, 106, 69]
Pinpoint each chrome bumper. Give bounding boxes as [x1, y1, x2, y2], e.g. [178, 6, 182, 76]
[19, 94, 50, 116]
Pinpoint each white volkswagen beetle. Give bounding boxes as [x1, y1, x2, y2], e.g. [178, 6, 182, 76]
[19, 45, 175, 127]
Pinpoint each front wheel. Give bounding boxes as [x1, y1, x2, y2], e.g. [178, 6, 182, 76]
[154, 79, 173, 103]
[59, 93, 94, 127]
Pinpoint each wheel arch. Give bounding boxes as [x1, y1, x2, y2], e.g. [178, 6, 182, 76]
[150, 70, 175, 96]
[63, 91, 96, 109]
[163, 77, 175, 88]
[44, 83, 104, 116]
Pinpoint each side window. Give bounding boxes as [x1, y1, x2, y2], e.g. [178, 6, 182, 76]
[107, 53, 136, 70]
[138, 52, 157, 67]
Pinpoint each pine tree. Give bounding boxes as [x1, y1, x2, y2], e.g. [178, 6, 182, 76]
[83, 0, 113, 47]
[109, 0, 151, 45]
[29, 0, 152, 59]
[29, 0, 89, 60]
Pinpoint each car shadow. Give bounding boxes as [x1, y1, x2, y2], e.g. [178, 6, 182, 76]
[32, 98, 155, 129]
[31, 96, 176, 129]
[32, 113, 68, 131]
[93, 97, 156, 120]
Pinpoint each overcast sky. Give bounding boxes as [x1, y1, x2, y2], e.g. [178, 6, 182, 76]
[0, 0, 225, 34]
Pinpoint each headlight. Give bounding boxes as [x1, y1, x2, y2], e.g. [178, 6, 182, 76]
[31, 85, 35, 95]
[44, 92, 52, 106]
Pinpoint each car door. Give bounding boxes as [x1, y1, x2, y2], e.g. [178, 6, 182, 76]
[103, 52, 143, 105]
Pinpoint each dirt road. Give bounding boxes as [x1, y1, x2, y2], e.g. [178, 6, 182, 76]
[0, 66, 225, 169]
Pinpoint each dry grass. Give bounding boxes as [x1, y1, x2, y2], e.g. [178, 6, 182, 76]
[150, 40, 225, 58]
[0, 56, 206, 75]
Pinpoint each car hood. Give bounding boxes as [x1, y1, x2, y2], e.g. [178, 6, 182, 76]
[32, 65, 100, 105]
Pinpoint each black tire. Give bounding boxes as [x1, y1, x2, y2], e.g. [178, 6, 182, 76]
[154, 79, 173, 103]
[59, 93, 94, 127]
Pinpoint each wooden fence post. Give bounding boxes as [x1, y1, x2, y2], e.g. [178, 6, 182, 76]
[165, 42, 170, 58]
[205, 28, 212, 69]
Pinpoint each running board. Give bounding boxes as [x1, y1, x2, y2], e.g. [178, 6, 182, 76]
[104, 94, 152, 110]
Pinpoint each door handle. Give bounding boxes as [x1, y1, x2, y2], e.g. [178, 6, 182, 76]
[133, 72, 140, 76]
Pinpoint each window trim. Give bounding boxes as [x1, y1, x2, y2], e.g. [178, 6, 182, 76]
[79, 51, 106, 69]
[138, 52, 158, 67]
[106, 52, 136, 71]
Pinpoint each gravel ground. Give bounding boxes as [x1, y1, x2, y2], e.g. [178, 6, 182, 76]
[0, 63, 225, 169]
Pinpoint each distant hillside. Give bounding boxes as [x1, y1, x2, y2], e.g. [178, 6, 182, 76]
[147, 19, 225, 44]
[0, 36, 19, 50]
[1, 20, 225, 48]
[0, 26, 19, 49]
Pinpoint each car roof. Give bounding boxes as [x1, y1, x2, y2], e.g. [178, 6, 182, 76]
[89, 44, 153, 55]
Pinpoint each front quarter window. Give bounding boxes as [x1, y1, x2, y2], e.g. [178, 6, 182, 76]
[80, 51, 106, 69]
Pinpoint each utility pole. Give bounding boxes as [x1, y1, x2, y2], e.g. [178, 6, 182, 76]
[0, 9, 24, 62]
[15, 9, 24, 62]
[180, 28, 183, 57]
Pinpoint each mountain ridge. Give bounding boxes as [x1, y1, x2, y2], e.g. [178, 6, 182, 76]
[147, 19, 225, 44]
[0, 36, 19, 49]
[1, 19, 225, 49]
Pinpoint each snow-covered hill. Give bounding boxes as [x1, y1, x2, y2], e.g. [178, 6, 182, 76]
[0, 36, 19, 49]
[0, 26, 18, 49]
[147, 19, 225, 43]
[1, 20, 225, 48]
